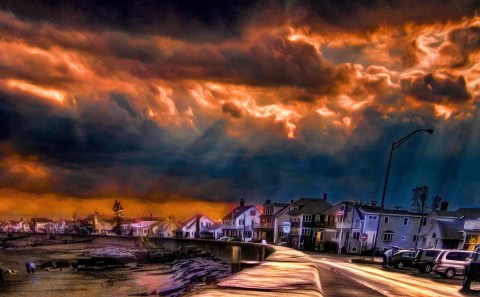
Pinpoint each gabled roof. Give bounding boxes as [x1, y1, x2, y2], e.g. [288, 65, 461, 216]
[203, 222, 223, 232]
[437, 220, 464, 240]
[181, 213, 217, 226]
[433, 208, 480, 221]
[158, 220, 181, 232]
[358, 206, 423, 217]
[222, 205, 260, 220]
[289, 198, 332, 215]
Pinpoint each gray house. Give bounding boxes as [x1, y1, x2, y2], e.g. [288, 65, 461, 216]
[322, 201, 423, 253]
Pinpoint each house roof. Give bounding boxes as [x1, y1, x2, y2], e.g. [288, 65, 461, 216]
[437, 220, 464, 240]
[158, 221, 181, 231]
[203, 222, 223, 232]
[181, 213, 218, 227]
[435, 208, 480, 220]
[260, 203, 290, 218]
[222, 205, 260, 220]
[288, 198, 332, 215]
[358, 206, 423, 217]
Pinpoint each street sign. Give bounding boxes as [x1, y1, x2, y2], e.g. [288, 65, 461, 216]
[282, 222, 291, 234]
[360, 233, 368, 242]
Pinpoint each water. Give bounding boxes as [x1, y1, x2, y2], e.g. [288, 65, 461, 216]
[0, 243, 230, 297]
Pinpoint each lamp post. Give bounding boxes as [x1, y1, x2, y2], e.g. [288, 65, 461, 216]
[371, 128, 433, 259]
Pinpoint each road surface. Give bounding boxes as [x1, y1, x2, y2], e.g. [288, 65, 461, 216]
[308, 253, 480, 297]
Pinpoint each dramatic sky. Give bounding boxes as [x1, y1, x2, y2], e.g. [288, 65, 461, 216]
[1, 0, 480, 220]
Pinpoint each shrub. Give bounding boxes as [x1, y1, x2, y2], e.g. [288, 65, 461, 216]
[322, 241, 339, 253]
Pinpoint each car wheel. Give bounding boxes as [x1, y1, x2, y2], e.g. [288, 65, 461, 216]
[424, 263, 433, 273]
[445, 268, 455, 279]
[396, 261, 404, 269]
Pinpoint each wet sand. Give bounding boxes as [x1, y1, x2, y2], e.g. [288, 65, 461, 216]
[0, 243, 171, 297]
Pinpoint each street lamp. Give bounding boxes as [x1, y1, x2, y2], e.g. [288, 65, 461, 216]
[372, 128, 433, 259]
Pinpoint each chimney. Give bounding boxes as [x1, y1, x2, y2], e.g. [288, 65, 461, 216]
[323, 193, 328, 201]
[291, 200, 294, 204]
[440, 201, 449, 211]
[371, 201, 377, 208]
[266, 199, 271, 204]
[240, 198, 245, 207]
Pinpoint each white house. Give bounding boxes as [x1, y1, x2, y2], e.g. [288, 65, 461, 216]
[420, 205, 480, 250]
[158, 219, 182, 238]
[222, 199, 261, 242]
[129, 216, 165, 237]
[176, 213, 219, 239]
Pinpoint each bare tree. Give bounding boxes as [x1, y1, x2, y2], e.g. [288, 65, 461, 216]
[411, 186, 442, 250]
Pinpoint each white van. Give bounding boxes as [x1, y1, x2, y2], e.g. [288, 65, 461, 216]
[434, 250, 475, 278]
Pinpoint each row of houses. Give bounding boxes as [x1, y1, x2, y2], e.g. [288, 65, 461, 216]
[1, 196, 479, 253]
[252, 197, 480, 253]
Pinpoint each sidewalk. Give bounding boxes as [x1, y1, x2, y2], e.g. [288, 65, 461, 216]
[304, 251, 383, 265]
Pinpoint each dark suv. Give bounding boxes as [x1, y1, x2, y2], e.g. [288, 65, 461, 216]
[388, 250, 417, 269]
[413, 249, 443, 273]
[463, 252, 480, 291]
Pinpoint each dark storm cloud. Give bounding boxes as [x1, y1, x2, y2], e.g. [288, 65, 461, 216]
[438, 24, 480, 67]
[292, 0, 480, 33]
[0, 0, 258, 42]
[222, 102, 243, 118]
[401, 73, 472, 104]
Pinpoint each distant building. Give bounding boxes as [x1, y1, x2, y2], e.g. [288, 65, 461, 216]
[176, 213, 219, 239]
[222, 199, 261, 242]
[158, 219, 181, 238]
[420, 204, 480, 250]
[253, 199, 289, 243]
[93, 214, 115, 235]
[129, 215, 165, 237]
[287, 196, 333, 250]
[32, 217, 55, 233]
[322, 201, 423, 253]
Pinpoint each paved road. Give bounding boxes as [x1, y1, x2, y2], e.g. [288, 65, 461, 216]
[308, 253, 480, 297]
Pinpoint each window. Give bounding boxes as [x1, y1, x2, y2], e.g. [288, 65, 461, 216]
[384, 233, 393, 242]
[401, 236, 406, 240]
[301, 228, 311, 236]
[446, 252, 472, 261]
[368, 216, 377, 220]
[303, 215, 312, 222]
[432, 232, 436, 238]
[353, 232, 360, 240]
[384, 216, 389, 224]
[403, 218, 409, 225]
[250, 210, 256, 216]
[413, 235, 417, 242]
[352, 247, 357, 252]
[244, 231, 253, 238]
[315, 215, 321, 222]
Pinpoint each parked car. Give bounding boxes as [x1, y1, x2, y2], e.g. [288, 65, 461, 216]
[388, 250, 417, 269]
[463, 252, 480, 291]
[413, 249, 443, 273]
[434, 250, 475, 279]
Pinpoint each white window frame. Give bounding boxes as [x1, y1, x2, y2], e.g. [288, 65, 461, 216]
[403, 217, 409, 226]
